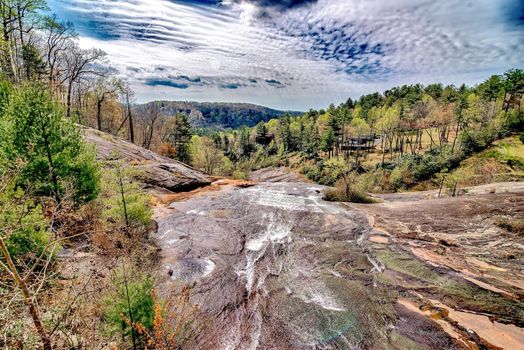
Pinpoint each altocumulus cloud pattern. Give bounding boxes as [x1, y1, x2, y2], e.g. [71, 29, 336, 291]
[48, 0, 524, 110]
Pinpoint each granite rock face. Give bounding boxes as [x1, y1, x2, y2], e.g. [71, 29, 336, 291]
[83, 127, 211, 192]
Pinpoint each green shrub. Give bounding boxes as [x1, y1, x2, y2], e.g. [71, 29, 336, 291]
[0, 183, 55, 266]
[303, 158, 349, 186]
[324, 181, 376, 203]
[504, 109, 524, 133]
[389, 166, 406, 191]
[232, 169, 249, 180]
[319, 159, 345, 186]
[301, 162, 321, 183]
[102, 269, 154, 345]
[357, 168, 389, 192]
[460, 126, 498, 157]
[0, 83, 100, 205]
[323, 178, 376, 203]
[102, 162, 152, 229]
[68, 145, 101, 203]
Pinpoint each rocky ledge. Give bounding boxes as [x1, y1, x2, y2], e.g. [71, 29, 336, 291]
[83, 127, 211, 192]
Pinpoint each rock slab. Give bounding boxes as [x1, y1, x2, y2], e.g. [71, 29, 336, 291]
[83, 127, 211, 192]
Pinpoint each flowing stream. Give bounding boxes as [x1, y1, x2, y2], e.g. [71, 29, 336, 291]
[155, 177, 392, 349]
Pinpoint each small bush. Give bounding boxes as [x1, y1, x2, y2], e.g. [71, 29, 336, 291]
[301, 162, 321, 183]
[461, 127, 497, 157]
[302, 158, 351, 186]
[357, 168, 389, 192]
[504, 109, 524, 133]
[494, 218, 524, 235]
[102, 268, 154, 346]
[324, 179, 376, 203]
[232, 169, 249, 180]
[102, 162, 152, 230]
[0, 184, 56, 266]
[129, 287, 198, 349]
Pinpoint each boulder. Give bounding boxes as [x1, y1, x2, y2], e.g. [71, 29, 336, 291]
[83, 127, 211, 192]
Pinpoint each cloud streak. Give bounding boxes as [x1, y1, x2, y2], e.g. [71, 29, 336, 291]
[48, 0, 524, 110]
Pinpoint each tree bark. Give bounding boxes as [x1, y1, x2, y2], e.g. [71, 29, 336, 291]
[127, 96, 134, 143]
[117, 166, 130, 231]
[451, 122, 460, 153]
[121, 261, 137, 350]
[66, 82, 73, 118]
[96, 99, 104, 131]
[0, 238, 52, 350]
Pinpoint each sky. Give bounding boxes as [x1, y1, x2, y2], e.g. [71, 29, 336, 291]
[47, 0, 524, 111]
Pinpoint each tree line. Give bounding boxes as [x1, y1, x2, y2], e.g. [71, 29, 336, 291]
[189, 70, 523, 189]
[0, 0, 197, 160]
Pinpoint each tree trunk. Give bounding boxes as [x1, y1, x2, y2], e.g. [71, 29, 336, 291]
[147, 122, 155, 150]
[121, 261, 137, 350]
[438, 176, 446, 198]
[0, 238, 52, 350]
[41, 123, 60, 201]
[343, 174, 350, 201]
[66, 82, 73, 118]
[117, 166, 130, 230]
[96, 100, 103, 131]
[451, 122, 460, 153]
[381, 134, 386, 166]
[389, 132, 394, 161]
[127, 99, 134, 144]
[2, 21, 16, 81]
[380, 135, 385, 166]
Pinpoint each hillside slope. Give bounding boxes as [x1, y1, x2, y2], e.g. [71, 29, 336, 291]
[137, 101, 302, 129]
[83, 127, 211, 192]
[449, 135, 524, 186]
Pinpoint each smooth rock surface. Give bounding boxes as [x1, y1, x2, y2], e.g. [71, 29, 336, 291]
[83, 127, 211, 192]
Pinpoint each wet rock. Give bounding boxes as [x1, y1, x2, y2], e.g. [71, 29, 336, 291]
[155, 172, 524, 349]
[439, 239, 458, 247]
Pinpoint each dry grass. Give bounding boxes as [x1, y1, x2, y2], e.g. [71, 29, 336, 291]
[494, 218, 524, 236]
[443, 135, 524, 187]
[324, 180, 377, 203]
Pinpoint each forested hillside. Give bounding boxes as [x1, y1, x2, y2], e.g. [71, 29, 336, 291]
[186, 71, 523, 200]
[136, 100, 301, 129]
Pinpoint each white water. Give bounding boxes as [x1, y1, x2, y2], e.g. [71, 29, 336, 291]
[304, 290, 347, 312]
[160, 180, 374, 349]
[202, 258, 216, 277]
[253, 187, 306, 210]
[239, 213, 292, 292]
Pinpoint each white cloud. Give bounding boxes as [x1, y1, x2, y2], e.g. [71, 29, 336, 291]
[49, 0, 524, 110]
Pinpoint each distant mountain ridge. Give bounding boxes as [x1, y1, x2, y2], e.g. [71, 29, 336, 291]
[138, 101, 303, 129]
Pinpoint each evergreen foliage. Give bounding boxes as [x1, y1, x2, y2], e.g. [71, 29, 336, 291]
[102, 160, 152, 230]
[0, 83, 100, 204]
[192, 69, 523, 191]
[0, 179, 53, 264]
[102, 269, 154, 345]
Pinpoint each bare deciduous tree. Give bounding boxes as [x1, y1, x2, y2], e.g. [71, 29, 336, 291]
[92, 75, 122, 131]
[140, 103, 162, 150]
[42, 15, 77, 92]
[60, 43, 106, 118]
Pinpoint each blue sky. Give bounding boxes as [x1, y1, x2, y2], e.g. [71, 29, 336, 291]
[48, 0, 524, 110]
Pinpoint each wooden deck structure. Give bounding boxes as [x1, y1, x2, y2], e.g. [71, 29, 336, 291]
[339, 134, 381, 151]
